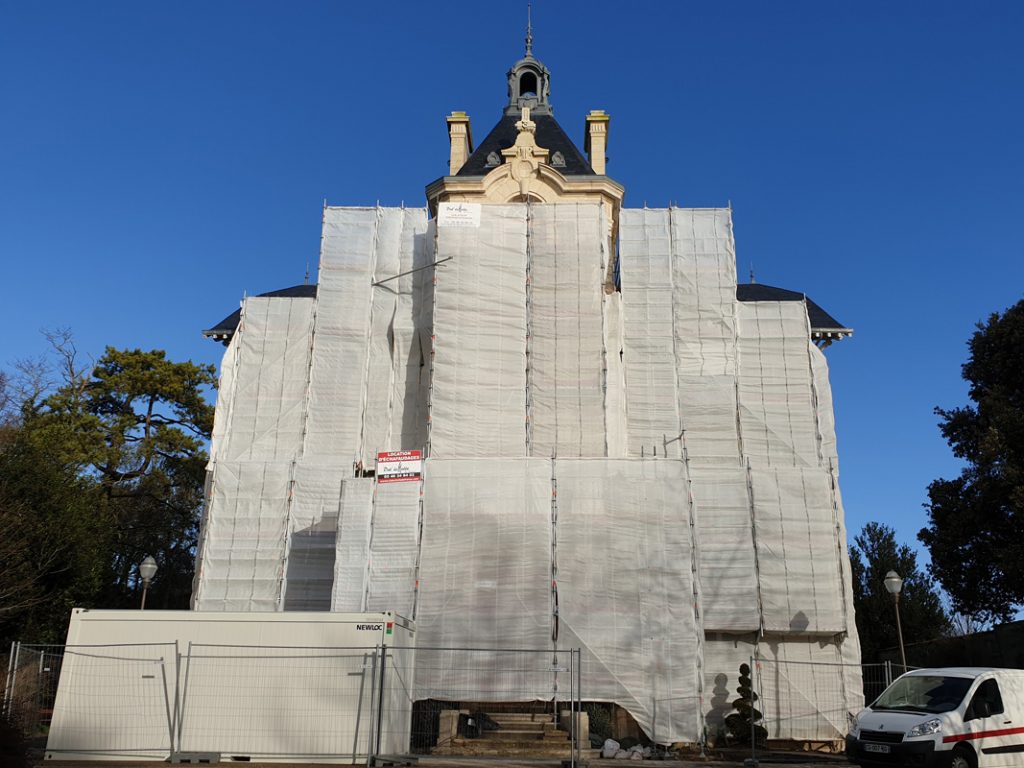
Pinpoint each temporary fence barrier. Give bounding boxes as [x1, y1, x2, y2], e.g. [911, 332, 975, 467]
[397, 647, 581, 763]
[755, 655, 855, 743]
[176, 644, 383, 761]
[738, 654, 921, 762]
[4, 638, 921, 763]
[3, 642, 175, 759]
[3, 643, 67, 749]
[2, 641, 583, 766]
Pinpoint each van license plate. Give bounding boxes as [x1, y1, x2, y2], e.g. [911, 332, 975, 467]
[864, 744, 890, 754]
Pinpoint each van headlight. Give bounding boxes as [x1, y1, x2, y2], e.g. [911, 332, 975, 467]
[847, 712, 859, 736]
[906, 718, 942, 738]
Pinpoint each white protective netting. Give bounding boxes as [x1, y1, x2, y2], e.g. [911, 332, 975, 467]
[603, 291, 628, 457]
[689, 465, 760, 632]
[668, 208, 742, 466]
[810, 343, 839, 465]
[194, 461, 291, 611]
[207, 328, 238, 464]
[195, 203, 863, 743]
[737, 301, 820, 468]
[430, 206, 528, 457]
[213, 296, 314, 462]
[365, 479, 421, 616]
[414, 459, 552, 697]
[389, 215, 434, 453]
[282, 462, 350, 611]
[303, 207, 430, 468]
[556, 459, 702, 743]
[361, 208, 432, 457]
[303, 207, 379, 466]
[750, 466, 846, 634]
[619, 209, 680, 456]
[330, 478, 375, 611]
[528, 203, 607, 457]
[668, 208, 737, 378]
[619, 208, 741, 463]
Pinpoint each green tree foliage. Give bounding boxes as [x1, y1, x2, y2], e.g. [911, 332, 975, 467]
[0, 341, 216, 643]
[849, 522, 951, 663]
[920, 299, 1024, 624]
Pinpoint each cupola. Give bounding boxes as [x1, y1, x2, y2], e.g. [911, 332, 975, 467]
[506, 19, 552, 116]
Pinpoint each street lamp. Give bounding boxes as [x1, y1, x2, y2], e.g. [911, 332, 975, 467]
[883, 570, 907, 668]
[139, 556, 158, 610]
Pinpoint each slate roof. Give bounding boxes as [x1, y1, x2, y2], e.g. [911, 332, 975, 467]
[457, 113, 595, 177]
[736, 282, 851, 334]
[203, 281, 850, 342]
[202, 284, 316, 341]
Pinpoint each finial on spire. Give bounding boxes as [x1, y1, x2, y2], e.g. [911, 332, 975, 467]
[525, 3, 533, 56]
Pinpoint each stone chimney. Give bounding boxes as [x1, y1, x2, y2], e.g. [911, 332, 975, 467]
[584, 110, 609, 175]
[447, 112, 473, 175]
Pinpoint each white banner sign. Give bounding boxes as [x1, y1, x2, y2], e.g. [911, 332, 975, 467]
[438, 202, 481, 228]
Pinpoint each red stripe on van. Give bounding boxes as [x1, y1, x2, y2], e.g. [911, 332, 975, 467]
[943, 726, 1024, 743]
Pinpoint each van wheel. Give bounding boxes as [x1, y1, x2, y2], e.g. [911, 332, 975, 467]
[950, 745, 976, 768]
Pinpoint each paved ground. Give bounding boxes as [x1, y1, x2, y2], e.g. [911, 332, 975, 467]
[36, 757, 851, 768]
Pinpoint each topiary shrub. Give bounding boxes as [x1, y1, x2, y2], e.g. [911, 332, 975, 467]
[723, 662, 767, 745]
[584, 702, 612, 740]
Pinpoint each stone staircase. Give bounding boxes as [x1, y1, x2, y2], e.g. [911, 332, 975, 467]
[441, 712, 594, 758]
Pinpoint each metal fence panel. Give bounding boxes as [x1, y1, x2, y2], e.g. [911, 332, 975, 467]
[386, 647, 581, 763]
[177, 644, 380, 761]
[3, 642, 66, 746]
[755, 656, 854, 742]
[9, 643, 177, 760]
[7, 638, 922, 761]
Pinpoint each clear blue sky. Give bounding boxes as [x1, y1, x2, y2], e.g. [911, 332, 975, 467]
[2, 2, 1022, 564]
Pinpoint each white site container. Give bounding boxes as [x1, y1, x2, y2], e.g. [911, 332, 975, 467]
[45, 609, 415, 763]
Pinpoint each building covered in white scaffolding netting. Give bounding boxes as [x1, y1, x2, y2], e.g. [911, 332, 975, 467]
[196, 44, 862, 745]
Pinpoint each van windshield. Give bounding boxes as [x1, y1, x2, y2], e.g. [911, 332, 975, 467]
[872, 675, 973, 714]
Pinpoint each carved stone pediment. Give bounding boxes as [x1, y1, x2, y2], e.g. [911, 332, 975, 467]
[500, 107, 551, 197]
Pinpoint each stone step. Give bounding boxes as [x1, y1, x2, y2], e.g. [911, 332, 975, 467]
[480, 730, 570, 742]
[479, 732, 544, 742]
[484, 712, 556, 723]
[442, 742, 598, 758]
[479, 721, 560, 732]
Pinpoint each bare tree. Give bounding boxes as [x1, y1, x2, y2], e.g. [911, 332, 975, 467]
[42, 327, 92, 391]
[948, 612, 988, 637]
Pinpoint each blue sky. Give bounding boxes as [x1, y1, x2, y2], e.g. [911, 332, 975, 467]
[2, 1, 1022, 566]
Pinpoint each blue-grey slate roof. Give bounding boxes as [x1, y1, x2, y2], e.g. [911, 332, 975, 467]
[202, 284, 316, 338]
[735, 283, 850, 332]
[457, 113, 594, 177]
[205, 281, 848, 341]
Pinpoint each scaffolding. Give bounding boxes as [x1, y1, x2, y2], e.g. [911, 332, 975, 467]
[194, 203, 862, 743]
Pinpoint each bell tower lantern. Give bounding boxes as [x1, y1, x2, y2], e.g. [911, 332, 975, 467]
[425, 17, 625, 287]
[506, 16, 551, 116]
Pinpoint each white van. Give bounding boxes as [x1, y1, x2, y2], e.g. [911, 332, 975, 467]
[847, 667, 1024, 767]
